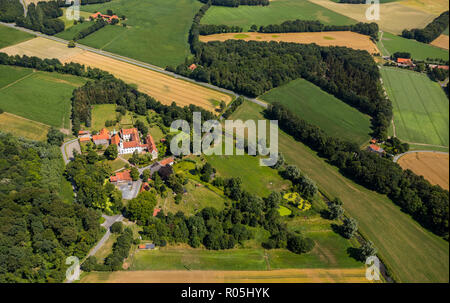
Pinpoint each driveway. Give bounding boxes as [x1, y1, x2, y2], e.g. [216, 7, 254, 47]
[61, 139, 80, 164]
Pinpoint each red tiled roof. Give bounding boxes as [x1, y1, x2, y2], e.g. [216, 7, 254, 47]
[437, 65, 449, 70]
[92, 133, 109, 141]
[111, 134, 120, 145]
[121, 128, 138, 135]
[159, 157, 174, 166]
[189, 64, 197, 71]
[153, 208, 161, 217]
[146, 134, 157, 153]
[397, 58, 413, 65]
[369, 144, 381, 152]
[110, 170, 132, 182]
[79, 136, 91, 142]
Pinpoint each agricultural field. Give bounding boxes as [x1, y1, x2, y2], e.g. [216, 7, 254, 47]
[378, 32, 449, 60]
[0, 25, 34, 49]
[202, 0, 356, 31]
[397, 152, 449, 190]
[310, 0, 439, 34]
[0, 112, 50, 141]
[0, 65, 86, 129]
[200, 31, 379, 54]
[259, 78, 372, 145]
[64, 0, 202, 67]
[380, 67, 449, 147]
[55, 19, 93, 41]
[230, 100, 449, 283]
[398, 0, 449, 15]
[431, 35, 450, 50]
[58, 8, 93, 30]
[0, 37, 233, 112]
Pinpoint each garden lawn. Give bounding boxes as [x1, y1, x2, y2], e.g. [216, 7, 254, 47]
[230, 100, 449, 282]
[202, 0, 356, 31]
[260, 78, 372, 146]
[380, 67, 449, 147]
[378, 31, 449, 60]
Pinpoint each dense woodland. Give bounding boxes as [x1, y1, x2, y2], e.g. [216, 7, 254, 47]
[402, 11, 449, 43]
[16, 1, 64, 35]
[199, 0, 269, 7]
[0, 0, 23, 22]
[265, 103, 449, 238]
[258, 20, 379, 40]
[0, 134, 103, 282]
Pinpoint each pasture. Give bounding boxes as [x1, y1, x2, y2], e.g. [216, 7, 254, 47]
[380, 67, 449, 147]
[200, 31, 379, 54]
[230, 100, 449, 283]
[201, 0, 356, 30]
[397, 152, 449, 190]
[0, 25, 34, 49]
[260, 78, 372, 145]
[68, 0, 202, 67]
[0, 37, 233, 112]
[0, 112, 49, 141]
[310, 0, 438, 34]
[0, 65, 86, 129]
[378, 32, 449, 60]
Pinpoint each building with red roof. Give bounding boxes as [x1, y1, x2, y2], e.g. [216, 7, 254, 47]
[189, 64, 197, 71]
[159, 157, 174, 166]
[396, 58, 414, 67]
[110, 170, 132, 183]
[91, 12, 119, 23]
[368, 144, 384, 155]
[153, 208, 161, 217]
[92, 128, 110, 145]
[146, 134, 158, 160]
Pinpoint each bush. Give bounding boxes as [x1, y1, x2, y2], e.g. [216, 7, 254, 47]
[110, 222, 123, 234]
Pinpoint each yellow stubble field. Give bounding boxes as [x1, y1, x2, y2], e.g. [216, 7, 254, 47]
[0, 37, 233, 112]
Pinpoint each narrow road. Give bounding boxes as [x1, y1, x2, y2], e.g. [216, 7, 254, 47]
[61, 138, 80, 164]
[393, 150, 449, 163]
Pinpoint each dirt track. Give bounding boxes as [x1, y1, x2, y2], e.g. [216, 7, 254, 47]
[200, 31, 379, 54]
[398, 152, 449, 190]
[0, 37, 232, 111]
[80, 268, 372, 283]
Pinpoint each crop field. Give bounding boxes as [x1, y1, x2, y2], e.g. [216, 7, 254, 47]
[62, 0, 202, 68]
[0, 112, 50, 141]
[80, 268, 369, 283]
[431, 35, 450, 50]
[380, 67, 449, 147]
[398, 0, 449, 15]
[260, 78, 372, 145]
[397, 152, 449, 190]
[230, 100, 449, 283]
[200, 31, 379, 54]
[0, 37, 233, 112]
[378, 32, 449, 60]
[310, 0, 437, 35]
[0, 65, 86, 129]
[202, 0, 356, 30]
[0, 25, 34, 49]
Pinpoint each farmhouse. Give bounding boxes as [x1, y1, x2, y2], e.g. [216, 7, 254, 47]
[91, 12, 119, 23]
[189, 64, 198, 71]
[92, 128, 110, 146]
[367, 144, 385, 155]
[396, 58, 415, 67]
[110, 170, 132, 183]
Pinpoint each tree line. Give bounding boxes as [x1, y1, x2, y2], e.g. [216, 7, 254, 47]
[265, 103, 449, 238]
[0, 133, 103, 282]
[73, 18, 107, 41]
[199, 24, 243, 35]
[257, 20, 379, 40]
[402, 11, 449, 43]
[16, 1, 65, 35]
[0, 0, 23, 22]
[198, 0, 269, 7]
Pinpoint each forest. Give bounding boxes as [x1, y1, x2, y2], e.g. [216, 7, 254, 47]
[16, 1, 65, 35]
[265, 103, 449, 238]
[0, 133, 103, 282]
[402, 11, 449, 43]
[198, 0, 269, 7]
[258, 20, 379, 40]
[0, 0, 23, 22]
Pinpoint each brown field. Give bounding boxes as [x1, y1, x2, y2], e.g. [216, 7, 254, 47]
[0, 38, 232, 112]
[200, 31, 379, 54]
[398, 152, 449, 190]
[0, 112, 49, 141]
[399, 0, 449, 15]
[80, 268, 371, 283]
[309, 0, 438, 35]
[431, 35, 449, 50]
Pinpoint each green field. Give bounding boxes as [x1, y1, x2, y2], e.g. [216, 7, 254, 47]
[59, 0, 202, 67]
[260, 78, 372, 145]
[202, 0, 356, 30]
[0, 65, 86, 128]
[381, 67, 449, 147]
[378, 32, 449, 60]
[230, 100, 449, 282]
[0, 25, 34, 49]
[56, 20, 94, 41]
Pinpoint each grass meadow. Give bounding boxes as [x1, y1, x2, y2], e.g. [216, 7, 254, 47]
[0, 25, 34, 49]
[0, 112, 50, 141]
[202, 0, 356, 30]
[260, 78, 372, 146]
[378, 32, 449, 60]
[0, 65, 86, 129]
[230, 100, 449, 282]
[62, 0, 202, 67]
[381, 67, 449, 147]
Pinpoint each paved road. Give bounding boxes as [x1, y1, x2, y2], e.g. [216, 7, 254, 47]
[393, 150, 449, 163]
[61, 138, 80, 164]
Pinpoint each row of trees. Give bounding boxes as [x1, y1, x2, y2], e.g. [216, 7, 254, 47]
[73, 18, 107, 41]
[222, 96, 244, 118]
[258, 20, 379, 40]
[0, 0, 23, 22]
[265, 103, 449, 238]
[199, 0, 269, 7]
[16, 1, 65, 35]
[0, 133, 103, 282]
[401, 11, 449, 43]
[199, 24, 243, 35]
